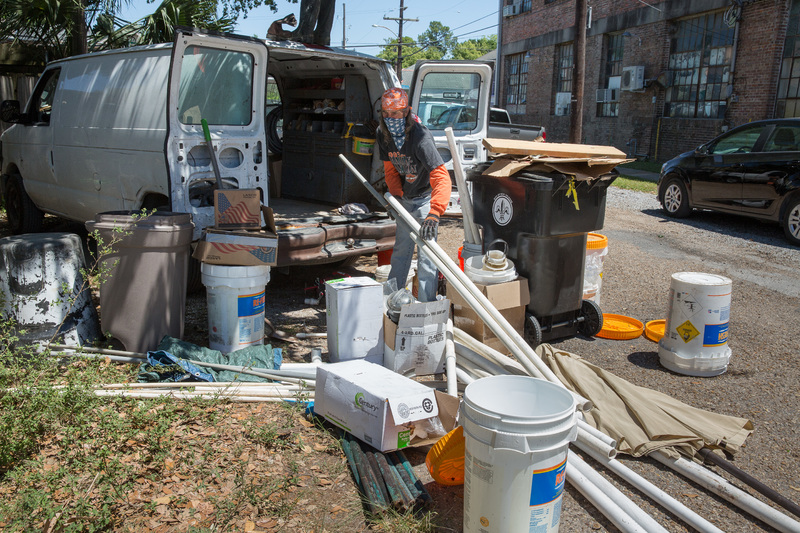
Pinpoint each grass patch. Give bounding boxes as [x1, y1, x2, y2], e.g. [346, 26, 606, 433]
[611, 176, 658, 194]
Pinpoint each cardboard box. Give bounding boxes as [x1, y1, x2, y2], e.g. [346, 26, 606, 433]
[315, 360, 459, 452]
[214, 189, 262, 230]
[449, 278, 530, 354]
[194, 206, 279, 266]
[383, 298, 449, 375]
[326, 277, 384, 363]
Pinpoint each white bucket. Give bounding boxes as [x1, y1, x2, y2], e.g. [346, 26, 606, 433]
[201, 263, 270, 353]
[374, 264, 414, 290]
[464, 254, 516, 285]
[461, 375, 577, 533]
[658, 272, 732, 377]
[583, 233, 608, 304]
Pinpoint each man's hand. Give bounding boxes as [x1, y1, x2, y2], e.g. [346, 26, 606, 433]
[420, 214, 439, 240]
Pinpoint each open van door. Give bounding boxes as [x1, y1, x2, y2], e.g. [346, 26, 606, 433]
[408, 61, 494, 175]
[167, 30, 269, 239]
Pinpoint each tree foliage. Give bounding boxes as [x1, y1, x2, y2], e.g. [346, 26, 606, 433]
[452, 35, 498, 60]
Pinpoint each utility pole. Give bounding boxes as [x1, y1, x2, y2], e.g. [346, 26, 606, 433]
[384, 0, 418, 78]
[342, 3, 346, 47]
[570, 0, 587, 143]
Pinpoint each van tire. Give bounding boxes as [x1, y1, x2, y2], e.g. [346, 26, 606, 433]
[6, 174, 44, 234]
[266, 106, 283, 155]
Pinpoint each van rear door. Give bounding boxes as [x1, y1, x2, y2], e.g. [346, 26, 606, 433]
[167, 30, 269, 239]
[408, 61, 494, 173]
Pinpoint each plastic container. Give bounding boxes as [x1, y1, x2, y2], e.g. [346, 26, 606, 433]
[583, 232, 608, 303]
[374, 265, 414, 290]
[458, 241, 482, 271]
[658, 272, 732, 377]
[426, 425, 465, 486]
[0, 233, 100, 346]
[461, 375, 577, 533]
[86, 211, 194, 353]
[352, 136, 375, 156]
[201, 263, 270, 353]
[597, 314, 644, 340]
[464, 254, 516, 285]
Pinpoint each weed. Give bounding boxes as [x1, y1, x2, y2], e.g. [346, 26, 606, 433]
[611, 176, 658, 194]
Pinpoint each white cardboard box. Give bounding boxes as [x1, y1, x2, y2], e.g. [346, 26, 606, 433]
[315, 360, 457, 452]
[326, 277, 384, 363]
[383, 298, 449, 375]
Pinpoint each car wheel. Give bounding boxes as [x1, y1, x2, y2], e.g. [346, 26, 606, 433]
[782, 195, 800, 246]
[5, 174, 44, 234]
[661, 177, 692, 218]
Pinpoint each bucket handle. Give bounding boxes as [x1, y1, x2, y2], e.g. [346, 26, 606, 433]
[486, 239, 508, 256]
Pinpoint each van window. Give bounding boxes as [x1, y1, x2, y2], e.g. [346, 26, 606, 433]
[30, 69, 61, 124]
[178, 46, 253, 126]
[418, 72, 481, 131]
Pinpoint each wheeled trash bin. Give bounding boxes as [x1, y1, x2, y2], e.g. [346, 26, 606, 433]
[469, 162, 616, 345]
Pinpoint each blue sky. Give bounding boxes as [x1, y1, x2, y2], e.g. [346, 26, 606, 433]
[119, 0, 500, 57]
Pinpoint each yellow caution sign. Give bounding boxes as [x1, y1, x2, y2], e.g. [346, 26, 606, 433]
[676, 320, 700, 343]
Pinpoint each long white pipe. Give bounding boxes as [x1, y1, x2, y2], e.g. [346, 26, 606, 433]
[565, 458, 649, 533]
[454, 342, 511, 377]
[569, 451, 668, 533]
[577, 413, 618, 449]
[455, 367, 475, 384]
[93, 390, 309, 403]
[653, 451, 800, 533]
[445, 319, 458, 397]
[444, 126, 480, 245]
[576, 444, 725, 533]
[576, 426, 617, 460]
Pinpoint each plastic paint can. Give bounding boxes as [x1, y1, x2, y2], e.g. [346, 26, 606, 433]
[658, 272, 732, 377]
[352, 136, 375, 156]
[461, 375, 577, 532]
[459, 241, 482, 271]
[583, 232, 608, 303]
[201, 263, 270, 353]
[464, 254, 516, 285]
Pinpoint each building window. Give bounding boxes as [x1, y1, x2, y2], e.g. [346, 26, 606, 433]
[777, 0, 800, 117]
[554, 43, 573, 116]
[506, 52, 528, 115]
[521, 0, 532, 12]
[665, 11, 735, 119]
[597, 34, 623, 118]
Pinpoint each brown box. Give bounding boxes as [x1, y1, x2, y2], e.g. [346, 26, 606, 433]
[194, 206, 279, 266]
[449, 278, 530, 354]
[214, 188, 262, 230]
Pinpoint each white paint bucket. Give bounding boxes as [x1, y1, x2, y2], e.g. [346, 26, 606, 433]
[583, 232, 608, 304]
[464, 254, 517, 285]
[658, 272, 732, 377]
[461, 375, 577, 532]
[201, 263, 270, 353]
[459, 241, 482, 271]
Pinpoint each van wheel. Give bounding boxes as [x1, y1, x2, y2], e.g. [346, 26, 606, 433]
[5, 174, 44, 234]
[660, 177, 691, 218]
[782, 195, 800, 246]
[266, 106, 283, 155]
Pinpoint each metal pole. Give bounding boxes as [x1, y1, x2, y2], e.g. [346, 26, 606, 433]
[570, 0, 587, 143]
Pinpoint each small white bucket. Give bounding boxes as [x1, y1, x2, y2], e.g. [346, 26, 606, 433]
[201, 263, 270, 353]
[464, 254, 516, 285]
[461, 375, 577, 533]
[374, 265, 414, 289]
[658, 272, 732, 377]
[583, 233, 608, 304]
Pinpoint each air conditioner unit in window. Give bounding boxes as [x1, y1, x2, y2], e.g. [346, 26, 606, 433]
[555, 92, 571, 116]
[503, 2, 520, 17]
[621, 66, 645, 91]
[596, 88, 619, 102]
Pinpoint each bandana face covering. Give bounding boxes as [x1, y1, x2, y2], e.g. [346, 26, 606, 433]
[384, 116, 406, 149]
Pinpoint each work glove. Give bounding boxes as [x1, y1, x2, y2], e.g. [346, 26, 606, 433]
[420, 213, 439, 240]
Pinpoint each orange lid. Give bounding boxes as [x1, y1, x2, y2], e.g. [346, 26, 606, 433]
[644, 319, 666, 343]
[586, 232, 608, 249]
[596, 314, 644, 340]
[425, 425, 465, 486]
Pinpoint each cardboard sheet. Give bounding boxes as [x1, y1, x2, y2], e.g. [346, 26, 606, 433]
[482, 138, 628, 159]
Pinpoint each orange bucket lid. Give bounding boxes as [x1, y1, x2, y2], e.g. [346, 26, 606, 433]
[596, 314, 644, 340]
[425, 425, 465, 486]
[644, 319, 666, 343]
[586, 232, 608, 249]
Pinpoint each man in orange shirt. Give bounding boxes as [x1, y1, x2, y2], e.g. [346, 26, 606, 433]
[377, 88, 451, 302]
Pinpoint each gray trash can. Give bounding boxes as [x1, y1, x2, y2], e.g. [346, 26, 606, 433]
[86, 211, 194, 353]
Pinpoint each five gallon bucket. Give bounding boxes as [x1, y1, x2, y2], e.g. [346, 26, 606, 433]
[201, 263, 270, 353]
[464, 254, 516, 285]
[352, 136, 375, 156]
[461, 375, 577, 532]
[583, 232, 608, 303]
[658, 272, 732, 377]
[458, 241, 482, 271]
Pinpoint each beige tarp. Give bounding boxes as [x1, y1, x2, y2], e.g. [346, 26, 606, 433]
[538, 344, 754, 461]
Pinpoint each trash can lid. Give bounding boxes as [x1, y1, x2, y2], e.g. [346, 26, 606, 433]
[644, 319, 666, 343]
[596, 314, 644, 340]
[586, 232, 608, 249]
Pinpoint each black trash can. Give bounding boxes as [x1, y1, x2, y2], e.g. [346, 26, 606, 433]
[469, 163, 615, 344]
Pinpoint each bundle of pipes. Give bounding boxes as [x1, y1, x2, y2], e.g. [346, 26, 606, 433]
[87, 382, 314, 403]
[339, 431, 431, 515]
[340, 153, 800, 533]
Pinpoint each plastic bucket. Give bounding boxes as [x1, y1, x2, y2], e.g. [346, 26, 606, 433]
[658, 272, 732, 377]
[461, 375, 577, 532]
[374, 264, 414, 290]
[352, 136, 375, 156]
[583, 232, 608, 304]
[464, 254, 516, 285]
[201, 263, 270, 353]
[458, 241, 482, 271]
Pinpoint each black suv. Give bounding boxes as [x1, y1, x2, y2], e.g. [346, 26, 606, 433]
[658, 119, 800, 245]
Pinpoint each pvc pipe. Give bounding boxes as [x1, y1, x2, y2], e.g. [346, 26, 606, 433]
[569, 451, 668, 533]
[295, 332, 327, 339]
[444, 126, 480, 245]
[454, 342, 511, 377]
[453, 327, 528, 375]
[455, 367, 475, 385]
[566, 458, 650, 533]
[652, 452, 800, 533]
[92, 390, 311, 402]
[576, 444, 724, 533]
[576, 426, 617, 460]
[445, 319, 458, 397]
[577, 414, 618, 449]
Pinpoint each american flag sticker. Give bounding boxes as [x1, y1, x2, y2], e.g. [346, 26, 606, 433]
[215, 190, 261, 229]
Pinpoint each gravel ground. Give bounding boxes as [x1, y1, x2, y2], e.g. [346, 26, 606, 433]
[181, 186, 800, 532]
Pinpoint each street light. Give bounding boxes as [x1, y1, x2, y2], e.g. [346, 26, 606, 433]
[373, 24, 403, 78]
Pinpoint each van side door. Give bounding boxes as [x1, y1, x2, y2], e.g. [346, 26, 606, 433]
[167, 30, 269, 239]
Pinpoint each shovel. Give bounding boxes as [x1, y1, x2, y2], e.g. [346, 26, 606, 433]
[201, 118, 224, 190]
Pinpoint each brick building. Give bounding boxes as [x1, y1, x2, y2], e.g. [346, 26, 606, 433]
[497, 0, 799, 161]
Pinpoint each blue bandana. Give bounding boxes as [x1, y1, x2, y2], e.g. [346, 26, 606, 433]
[384, 117, 406, 149]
